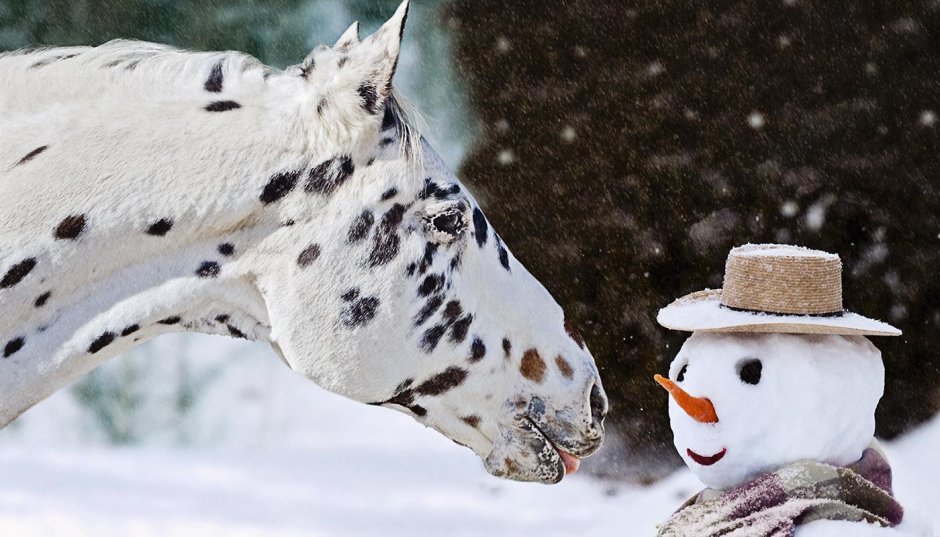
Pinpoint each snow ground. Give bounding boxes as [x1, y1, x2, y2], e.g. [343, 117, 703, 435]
[0, 336, 937, 537]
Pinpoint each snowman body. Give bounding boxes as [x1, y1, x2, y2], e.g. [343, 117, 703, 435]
[663, 332, 908, 536]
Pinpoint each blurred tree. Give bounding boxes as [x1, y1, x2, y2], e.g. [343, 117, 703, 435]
[448, 0, 940, 479]
[0, 0, 313, 66]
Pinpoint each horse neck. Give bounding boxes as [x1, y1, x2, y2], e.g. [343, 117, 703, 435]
[0, 73, 322, 426]
[0, 203, 280, 426]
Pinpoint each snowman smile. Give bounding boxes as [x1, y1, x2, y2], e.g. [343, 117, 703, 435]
[687, 447, 727, 466]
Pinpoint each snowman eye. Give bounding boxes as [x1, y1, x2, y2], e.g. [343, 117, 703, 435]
[737, 358, 762, 385]
[676, 363, 689, 383]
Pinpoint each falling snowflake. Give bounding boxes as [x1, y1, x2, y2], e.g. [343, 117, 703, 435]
[780, 201, 799, 218]
[560, 126, 577, 142]
[920, 110, 936, 127]
[497, 149, 515, 165]
[748, 112, 766, 129]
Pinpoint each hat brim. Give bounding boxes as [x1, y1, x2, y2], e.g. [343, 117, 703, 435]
[657, 290, 902, 337]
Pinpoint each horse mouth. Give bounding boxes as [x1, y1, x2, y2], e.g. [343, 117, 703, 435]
[687, 447, 727, 466]
[526, 417, 581, 478]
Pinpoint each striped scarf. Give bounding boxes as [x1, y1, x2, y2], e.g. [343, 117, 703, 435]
[657, 443, 904, 537]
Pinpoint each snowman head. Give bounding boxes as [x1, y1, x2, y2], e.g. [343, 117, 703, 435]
[656, 331, 884, 491]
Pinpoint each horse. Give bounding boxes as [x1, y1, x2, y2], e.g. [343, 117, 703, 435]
[0, 0, 607, 484]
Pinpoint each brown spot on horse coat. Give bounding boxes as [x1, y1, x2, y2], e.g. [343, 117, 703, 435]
[564, 319, 586, 350]
[555, 355, 574, 380]
[461, 415, 481, 428]
[521, 349, 547, 383]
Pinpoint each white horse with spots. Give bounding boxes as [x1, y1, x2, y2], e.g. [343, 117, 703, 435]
[0, 1, 607, 484]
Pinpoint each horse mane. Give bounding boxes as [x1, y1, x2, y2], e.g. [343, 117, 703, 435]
[0, 39, 422, 159]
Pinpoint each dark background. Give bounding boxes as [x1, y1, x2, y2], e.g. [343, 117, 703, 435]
[3, 0, 938, 481]
[447, 0, 940, 479]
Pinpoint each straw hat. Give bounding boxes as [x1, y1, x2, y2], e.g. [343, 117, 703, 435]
[657, 244, 901, 336]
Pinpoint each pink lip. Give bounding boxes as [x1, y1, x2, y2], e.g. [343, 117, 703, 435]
[558, 450, 581, 475]
[687, 448, 727, 466]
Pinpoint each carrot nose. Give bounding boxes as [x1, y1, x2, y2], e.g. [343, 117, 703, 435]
[653, 374, 719, 424]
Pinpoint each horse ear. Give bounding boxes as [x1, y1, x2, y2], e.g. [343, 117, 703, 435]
[346, 0, 409, 115]
[334, 21, 360, 50]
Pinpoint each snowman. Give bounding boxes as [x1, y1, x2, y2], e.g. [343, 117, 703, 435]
[653, 244, 909, 537]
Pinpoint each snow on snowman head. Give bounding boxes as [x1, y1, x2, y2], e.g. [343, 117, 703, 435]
[654, 244, 901, 491]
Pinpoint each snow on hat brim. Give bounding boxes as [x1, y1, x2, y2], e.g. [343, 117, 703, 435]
[657, 289, 902, 337]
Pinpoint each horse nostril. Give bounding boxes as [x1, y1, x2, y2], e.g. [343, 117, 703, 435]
[589, 382, 608, 424]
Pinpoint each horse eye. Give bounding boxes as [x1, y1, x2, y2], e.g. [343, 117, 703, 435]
[431, 211, 465, 236]
[737, 358, 762, 385]
[676, 363, 688, 383]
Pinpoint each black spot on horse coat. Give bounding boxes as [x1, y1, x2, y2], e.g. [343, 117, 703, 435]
[3, 337, 25, 358]
[16, 145, 47, 166]
[205, 61, 224, 93]
[260, 170, 300, 204]
[469, 337, 486, 362]
[196, 261, 221, 278]
[367, 204, 405, 267]
[297, 244, 322, 268]
[54, 214, 86, 240]
[34, 291, 51, 307]
[146, 218, 173, 236]
[348, 211, 374, 243]
[358, 83, 379, 114]
[449, 315, 473, 344]
[341, 296, 380, 328]
[306, 156, 354, 196]
[495, 234, 510, 271]
[420, 324, 447, 353]
[88, 332, 116, 354]
[205, 100, 241, 112]
[417, 274, 444, 297]
[121, 325, 140, 336]
[415, 367, 468, 396]
[1, 258, 37, 288]
[472, 208, 488, 247]
[414, 295, 444, 326]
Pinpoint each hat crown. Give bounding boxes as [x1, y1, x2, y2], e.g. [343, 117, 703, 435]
[721, 244, 843, 316]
